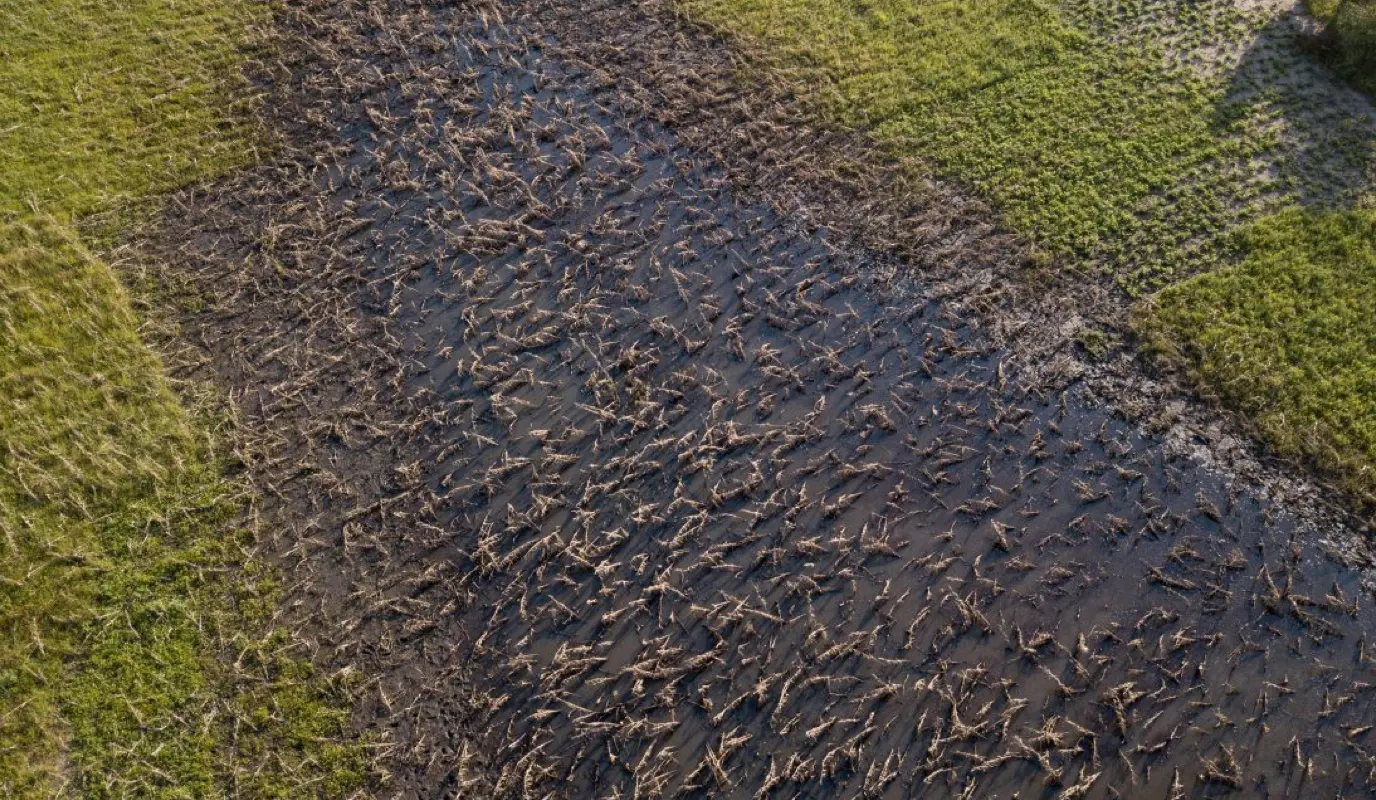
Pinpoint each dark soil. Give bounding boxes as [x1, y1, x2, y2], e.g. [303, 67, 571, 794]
[128, 0, 1376, 797]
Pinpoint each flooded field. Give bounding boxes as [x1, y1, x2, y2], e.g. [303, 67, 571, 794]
[132, 0, 1376, 797]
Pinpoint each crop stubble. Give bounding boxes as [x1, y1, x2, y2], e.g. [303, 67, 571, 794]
[125, 0, 1376, 797]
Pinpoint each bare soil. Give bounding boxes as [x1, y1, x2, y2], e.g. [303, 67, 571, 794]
[125, 0, 1376, 797]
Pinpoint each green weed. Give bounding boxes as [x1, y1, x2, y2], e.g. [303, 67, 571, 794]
[0, 0, 265, 218]
[677, 0, 1292, 291]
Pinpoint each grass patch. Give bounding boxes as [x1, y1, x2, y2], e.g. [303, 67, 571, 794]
[1, 1, 368, 796]
[0, 0, 264, 217]
[677, 0, 1277, 291]
[1137, 208, 1376, 504]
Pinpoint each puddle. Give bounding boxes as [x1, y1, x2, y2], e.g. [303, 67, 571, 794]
[143, 3, 1376, 797]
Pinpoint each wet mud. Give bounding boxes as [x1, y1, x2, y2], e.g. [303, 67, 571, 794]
[131, 0, 1376, 797]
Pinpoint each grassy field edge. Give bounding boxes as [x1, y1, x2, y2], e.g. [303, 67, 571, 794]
[1, 1, 370, 796]
[1134, 208, 1376, 508]
[672, 0, 1376, 509]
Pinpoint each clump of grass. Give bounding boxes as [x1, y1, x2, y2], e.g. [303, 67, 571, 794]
[0, 1, 368, 796]
[1075, 326, 1121, 362]
[1136, 208, 1376, 505]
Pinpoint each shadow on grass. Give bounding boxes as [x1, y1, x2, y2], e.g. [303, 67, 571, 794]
[1213, 10, 1376, 214]
[1315, 0, 1376, 95]
[1140, 9, 1376, 507]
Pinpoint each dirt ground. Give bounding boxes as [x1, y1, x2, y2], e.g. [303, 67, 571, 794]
[125, 0, 1376, 797]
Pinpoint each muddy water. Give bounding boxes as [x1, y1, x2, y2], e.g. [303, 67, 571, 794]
[162, 2, 1376, 797]
[322, 16, 1376, 797]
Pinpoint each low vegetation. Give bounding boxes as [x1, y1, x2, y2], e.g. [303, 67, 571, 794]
[679, 0, 1376, 504]
[1139, 209, 1376, 505]
[1312, 0, 1376, 95]
[1, 0, 365, 796]
[679, 0, 1279, 289]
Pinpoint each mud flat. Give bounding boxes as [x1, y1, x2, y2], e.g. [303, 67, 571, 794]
[128, 0, 1376, 796]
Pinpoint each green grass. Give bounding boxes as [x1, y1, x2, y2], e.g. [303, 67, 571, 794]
[1310, 0, 1376, 97]
[678, 0, 1277, 290]
[680, 0, 1376, 504]
[0, 0, 264, 217]
[1, 1, 367, 796]
[1138, 209, 1376, 504]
